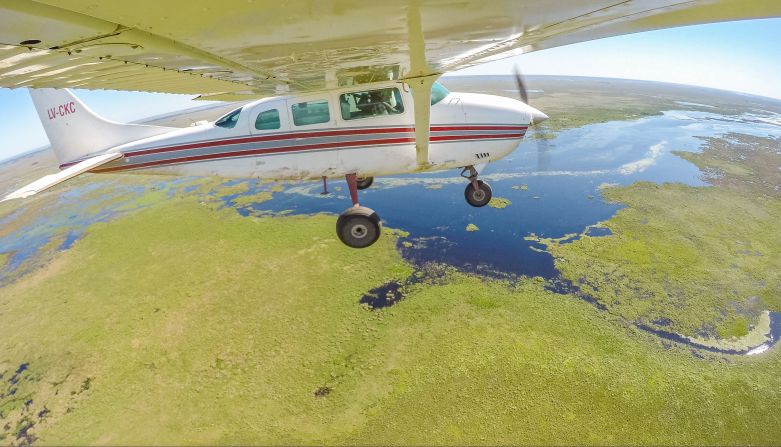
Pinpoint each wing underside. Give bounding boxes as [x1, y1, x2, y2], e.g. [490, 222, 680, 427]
[0, 0, 779, 99]
[1, 151, 122, 202]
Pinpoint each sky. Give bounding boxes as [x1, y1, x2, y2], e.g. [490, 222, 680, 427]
[1, 17, 780, 162]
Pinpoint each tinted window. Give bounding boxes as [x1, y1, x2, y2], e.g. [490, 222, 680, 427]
[431, 82, 450, 105]
[291, 100, 330, 126]
[255, 109, 280, 130]
[339, 87, 404, 120]
[215, 107, 242, 129]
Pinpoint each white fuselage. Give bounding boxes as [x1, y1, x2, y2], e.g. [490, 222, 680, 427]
[74, 82, 537, 180]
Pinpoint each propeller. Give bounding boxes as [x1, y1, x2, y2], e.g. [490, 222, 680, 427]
[512, 64, 551, 172]
[513, 64, 529, 105]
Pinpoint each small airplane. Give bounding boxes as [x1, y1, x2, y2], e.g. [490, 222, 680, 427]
[5, 76, 547, 248]
[1, 1, 779, 248]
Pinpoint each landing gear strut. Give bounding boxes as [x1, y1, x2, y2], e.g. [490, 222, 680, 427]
[336, 173, 382, 248]
[461, 166, 492, 207]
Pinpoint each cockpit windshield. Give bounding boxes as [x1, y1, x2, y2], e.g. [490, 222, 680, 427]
[431, 82, 450, 105]
[214, 107, 242, 129]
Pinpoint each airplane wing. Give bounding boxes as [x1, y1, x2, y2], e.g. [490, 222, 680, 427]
[1, 151, 122, 202]
[1, 1, 780, 100]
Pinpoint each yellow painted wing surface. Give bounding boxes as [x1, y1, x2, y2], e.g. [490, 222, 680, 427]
[1, 0, 780, 99]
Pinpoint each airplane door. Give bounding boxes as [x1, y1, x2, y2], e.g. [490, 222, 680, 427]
[335, 85, 414, 174]
[280, 95, 338, 178]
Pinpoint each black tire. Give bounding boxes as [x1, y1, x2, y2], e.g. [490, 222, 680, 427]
[464, 180, 492, 207]
[336, 206, 382, 248]
[356, 176, 374, 190]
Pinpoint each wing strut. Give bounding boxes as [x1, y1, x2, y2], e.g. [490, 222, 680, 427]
[404, 2, 440, 169]
[406, 74, 439, 168]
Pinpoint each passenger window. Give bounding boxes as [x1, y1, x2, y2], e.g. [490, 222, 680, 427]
[215, 107, 242, 129]
[291, 100, 330, 126]
[255, 109, 280, 130]
[339, 87, 404, 120]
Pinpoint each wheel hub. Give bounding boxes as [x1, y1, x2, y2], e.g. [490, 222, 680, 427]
[350, 223, 368, 239]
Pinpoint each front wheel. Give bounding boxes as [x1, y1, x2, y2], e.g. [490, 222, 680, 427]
[336, 206, 382, 248]
[464, 180, 492, 207]
[356, 176, 374, 190]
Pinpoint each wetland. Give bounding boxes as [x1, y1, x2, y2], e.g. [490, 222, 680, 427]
[1, 75, 781, 445]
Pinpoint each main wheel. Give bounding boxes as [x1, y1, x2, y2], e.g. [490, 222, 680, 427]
[464, 180, 492, 207]
[356, 176, 374, 190]
[336, 206, 382, 248]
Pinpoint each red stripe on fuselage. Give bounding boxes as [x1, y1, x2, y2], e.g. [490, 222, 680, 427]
[91, 136, 418, 173]
[91, 131, 524, 173]
[126, 126, 418, 158]
[430, 125, 527, 132]
[60, 125, 527, 169]
[430, 132, 523, 142]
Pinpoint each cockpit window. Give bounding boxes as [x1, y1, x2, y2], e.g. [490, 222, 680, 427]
[339, 87, 404, 120]
[431, 82, 450, 105]
[215, 107, 242, 129]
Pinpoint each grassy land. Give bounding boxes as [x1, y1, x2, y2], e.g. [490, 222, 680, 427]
[675, 133, 781, 198]
[539, 134, 781, 340]
[2, 198, 781, 445]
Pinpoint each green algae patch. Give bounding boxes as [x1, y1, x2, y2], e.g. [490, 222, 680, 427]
[685, 311, 773, 351]
[598, 182, 618, 190]
[384, 228, 410, 238]
[512, 184, 529, 191]
[487, 197, 511, 209]
[525, 231, 579, 245]
[231, 191, 273, 207]
[216, 181, 250, 197]
[465, 223, 479, 232]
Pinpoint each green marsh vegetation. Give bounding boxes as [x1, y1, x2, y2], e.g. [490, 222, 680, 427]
[487, 197, 511, 209]
[539, 134, 781, 341]
[1, 197, 781, 444]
